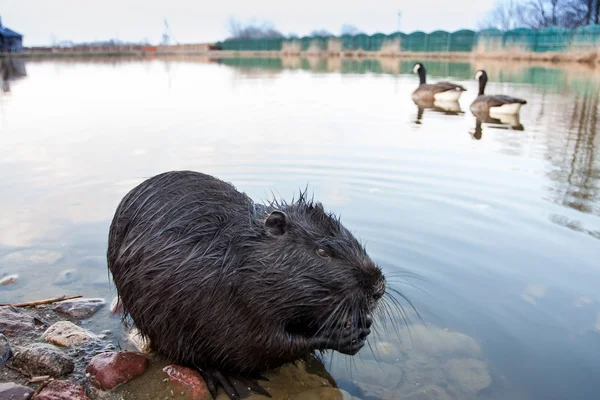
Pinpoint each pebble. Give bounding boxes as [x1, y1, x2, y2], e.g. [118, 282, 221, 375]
[0, 333, 13, 367]
[42, 321, 97, 347]
[0, 306, 35, 336]
[163, 365, 209, 400]
[11, 343, 75, 377]
[53, 269, 80, 286]
[0, 382, 34, 400]
[86, 351, 149, 390]
[0, 274, 19, 286]
[54, 298, 106, 319]
[35, 380, 90, 400]
[127, 327, 150, 353]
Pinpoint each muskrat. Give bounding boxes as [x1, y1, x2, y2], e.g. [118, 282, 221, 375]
[107, 171, 387, 399]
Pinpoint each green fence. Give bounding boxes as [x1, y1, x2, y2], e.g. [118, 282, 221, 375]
[217, 25, 600, 53]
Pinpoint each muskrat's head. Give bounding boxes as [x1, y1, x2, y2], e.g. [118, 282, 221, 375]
[255, 193, 386, 354]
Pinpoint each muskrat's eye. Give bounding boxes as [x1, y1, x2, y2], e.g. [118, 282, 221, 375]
[316, 248, 329, 258]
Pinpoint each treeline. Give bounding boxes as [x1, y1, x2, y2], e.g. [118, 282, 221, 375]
[226, 18, 363, 40]
[481, 0, 600, 30]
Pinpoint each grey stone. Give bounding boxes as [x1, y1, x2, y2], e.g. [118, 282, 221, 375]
[54, 298, 105, 319]
[0, 274, 19, 286]
[53, 268, 80, 286]
[0, 307, 35, 336]
[0, 333, 12, 367]
[12, 343, 74, 377]
[0, 382, 34, 400]
[42, 321, 97, 348]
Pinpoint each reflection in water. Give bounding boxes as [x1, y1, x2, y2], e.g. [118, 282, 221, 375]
[413, 98, 462, 125]
[470, 110, 525, 140]
[0, 58, 27, 93]
[547, 87, 599, 217]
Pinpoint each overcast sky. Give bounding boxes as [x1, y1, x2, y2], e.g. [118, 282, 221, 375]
[2, 0, 496, 46]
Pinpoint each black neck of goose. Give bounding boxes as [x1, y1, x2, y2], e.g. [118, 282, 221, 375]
[418, 67, 426, 84]
[478, 75, 487, 95]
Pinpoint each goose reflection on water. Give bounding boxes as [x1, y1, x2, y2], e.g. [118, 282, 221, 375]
[0, 59, 27, 94]
[413, 98, 463, 125]
[469, 109, 524, 140]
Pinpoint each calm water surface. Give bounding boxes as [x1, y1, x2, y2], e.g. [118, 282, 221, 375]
[0, 57, 599, 400]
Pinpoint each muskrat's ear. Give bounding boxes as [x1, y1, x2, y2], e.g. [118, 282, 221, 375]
[265, 211, 287, 236]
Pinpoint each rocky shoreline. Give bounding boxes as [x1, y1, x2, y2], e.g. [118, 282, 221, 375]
[0, 297, 355, 400]
[0, 284, 494, 400]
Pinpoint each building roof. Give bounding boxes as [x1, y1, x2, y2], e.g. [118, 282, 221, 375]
[0, 26, 23, 39]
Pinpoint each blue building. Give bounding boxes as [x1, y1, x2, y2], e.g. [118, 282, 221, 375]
[0, 17, 23, 53]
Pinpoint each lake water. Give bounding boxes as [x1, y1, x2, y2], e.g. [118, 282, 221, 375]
[0, 56, 598, 400]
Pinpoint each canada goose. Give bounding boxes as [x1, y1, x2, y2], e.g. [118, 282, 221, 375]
[471, 70, 527, 115]
[411, 63, 466, 102]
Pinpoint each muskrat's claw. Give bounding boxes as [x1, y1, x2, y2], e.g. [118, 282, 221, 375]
[239, 376, 272, 397]
[198, 368, 271, 400]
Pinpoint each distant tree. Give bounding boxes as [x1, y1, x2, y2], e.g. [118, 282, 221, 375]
[479, 0, 523, 30]
[480, 0, 597, 29]
[310, 29, 333, 37]
[340, 24, 362, 35]
[287, 33, 300, 39]
[226, 17, 284, 39]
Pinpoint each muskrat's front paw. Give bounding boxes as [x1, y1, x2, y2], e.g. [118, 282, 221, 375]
[198, 369, 271, 400]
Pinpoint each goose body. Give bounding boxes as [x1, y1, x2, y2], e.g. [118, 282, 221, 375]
[470, 70, 526, 115]
[412, 63, 466, 102]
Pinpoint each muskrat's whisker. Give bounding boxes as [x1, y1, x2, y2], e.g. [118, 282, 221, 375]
[381, 300, 402, 341]
[314, 299, 345, 338]
[383, 270, 427, 281]
[387, 286, 424, 324]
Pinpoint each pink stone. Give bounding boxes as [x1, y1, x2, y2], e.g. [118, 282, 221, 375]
[86, 351, 149, 390]
[35, 380, 90, 400]
[163, 364, 210, 399]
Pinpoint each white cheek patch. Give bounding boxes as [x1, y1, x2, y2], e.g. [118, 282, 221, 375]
[475, 71, 483, 80]
[413, 64, 420, 74]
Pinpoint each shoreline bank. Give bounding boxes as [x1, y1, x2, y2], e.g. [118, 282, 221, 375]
[2, 49, 599, 64]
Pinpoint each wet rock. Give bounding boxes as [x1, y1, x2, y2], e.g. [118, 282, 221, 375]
[0, 382, 34, 400]
[374, 340, 404, 363]
[127, 327, 150, 353]
[409, 325, 482, 359]
[402, 385, 452, 400]
[87, 351, 149, 390]
[42, 321, 97, 347]
[291, 387, 357, 400]
[0, 307, 35, 336]
[0, 333, 13, 367]
[163, 365, 209, 399]
[12, 343, 74, 377]
[54, 298, 105, 319]
[330, 359, 403, 390]
[110, 296, 124, 316]
[0, 274, 19, 286]
[35, 380, 90, 400]
[442, 359, 491, 393]
[53, 269, 80, 286]
[245, 361, 332, 399]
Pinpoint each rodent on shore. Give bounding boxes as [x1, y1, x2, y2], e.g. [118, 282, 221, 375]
[107, 170, 386, 399]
